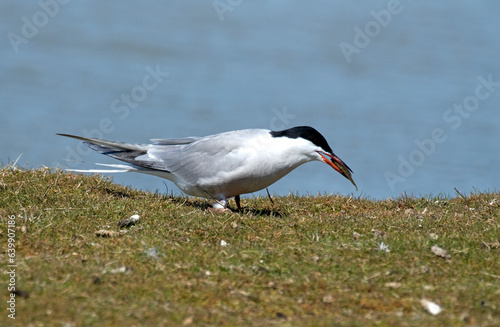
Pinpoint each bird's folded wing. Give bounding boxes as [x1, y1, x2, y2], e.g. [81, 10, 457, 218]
[148, 132, 256, 185]
[150, 137, 200, 145]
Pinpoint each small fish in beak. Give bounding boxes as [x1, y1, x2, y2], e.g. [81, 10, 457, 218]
[317, 151, 357, 191]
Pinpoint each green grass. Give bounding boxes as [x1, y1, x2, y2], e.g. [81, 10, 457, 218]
[1, 166, 499, 326]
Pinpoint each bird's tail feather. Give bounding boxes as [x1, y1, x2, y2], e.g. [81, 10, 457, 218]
[57, 133, 169, 171]
[67, 163, 138, 174]
[57, 134, 149, 152]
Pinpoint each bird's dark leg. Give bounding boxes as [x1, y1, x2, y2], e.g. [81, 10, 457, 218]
[235, 195, 241, 211]
[266, 187, 274, 204]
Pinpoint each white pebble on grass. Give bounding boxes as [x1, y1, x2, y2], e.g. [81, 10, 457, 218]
[421, 299, 442, 315]
[431, 245, 451, 259]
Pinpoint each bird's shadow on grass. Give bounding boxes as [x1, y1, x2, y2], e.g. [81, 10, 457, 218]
[103, 186, 285, 217]
[241, 208, 284, 218]
[165, 196, 284, 217]
[102, 186, 136, 198]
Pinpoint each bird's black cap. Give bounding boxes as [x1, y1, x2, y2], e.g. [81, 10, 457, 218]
[270, 126, 333, 154]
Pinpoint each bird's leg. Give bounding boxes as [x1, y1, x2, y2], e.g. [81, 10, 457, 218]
[235, 195, 241, 211]
[266, 187, 274, 205]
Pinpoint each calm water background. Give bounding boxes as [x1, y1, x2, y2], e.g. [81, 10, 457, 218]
[2, 1, 499, 200]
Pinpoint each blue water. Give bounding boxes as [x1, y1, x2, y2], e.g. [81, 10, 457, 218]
[2, 1, 499, 200]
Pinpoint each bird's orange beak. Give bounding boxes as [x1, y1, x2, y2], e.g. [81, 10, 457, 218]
[317, 151, 357, 191]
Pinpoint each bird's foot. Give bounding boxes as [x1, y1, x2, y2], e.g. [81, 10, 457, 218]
[206, 199, 231, 213]
[206, 197, 243, 213]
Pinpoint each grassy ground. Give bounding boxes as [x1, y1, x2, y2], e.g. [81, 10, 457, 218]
[1, 166, 499, 326]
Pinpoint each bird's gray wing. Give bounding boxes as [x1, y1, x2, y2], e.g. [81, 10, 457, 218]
[147, 129, 269, 186]
[150, 137, 200, 145]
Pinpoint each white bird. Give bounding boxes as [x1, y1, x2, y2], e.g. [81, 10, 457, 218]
[58, 126, 357, 210]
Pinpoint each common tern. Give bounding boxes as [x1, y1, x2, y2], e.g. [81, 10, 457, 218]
[58, 126, 357, 210]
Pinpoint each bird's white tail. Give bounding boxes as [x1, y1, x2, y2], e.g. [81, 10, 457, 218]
[67, 163, 138, 174]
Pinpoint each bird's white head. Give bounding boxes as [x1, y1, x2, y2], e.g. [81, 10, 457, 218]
[270, 126, 357, 190]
